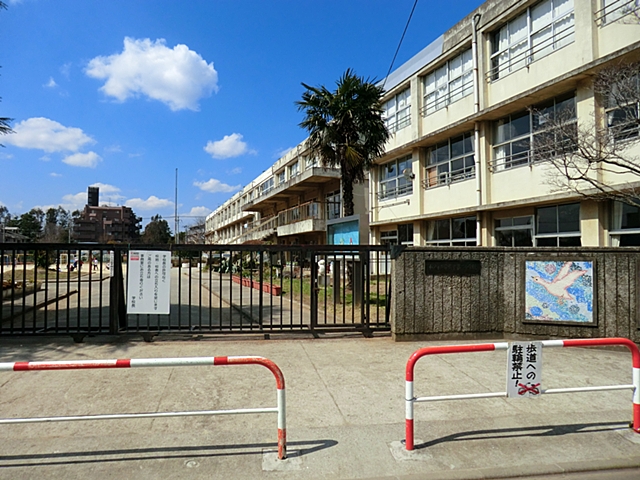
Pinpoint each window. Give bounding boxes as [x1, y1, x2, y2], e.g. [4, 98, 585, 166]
[379, 224, 414, 246]
[325, 190, 341, 220]
[535, 203, 581, 246]
[383, 88, 411, 133]
[492, 93, 576, 171]
[610, 200, 640, 246]
[260, 178, 274, 196]
[423, 49, 473, 115]
[425, 132, 475, 188]
[399, 224, 414, 245]
[490, 0, 574, 81]
[605, 75, 640, 141]
[305, 155, 318, 169]
[380, 230, 398, 246]
[379, 155, 413, 200]
[277, 170, 285, 185]
[288, 161, 299, 178]
[426, 216, 477, 246]
[495, 216, 534, 246]
[599, 0, 640, 24]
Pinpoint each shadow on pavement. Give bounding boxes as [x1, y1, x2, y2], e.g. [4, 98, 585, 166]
[0, 439, 338, 468]
[414, 421, 630, 449]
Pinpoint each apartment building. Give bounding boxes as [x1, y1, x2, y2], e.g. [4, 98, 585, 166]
[73, 187, 141, 243]
[205, 143, 368, 245]
[371, 0, 640, 247]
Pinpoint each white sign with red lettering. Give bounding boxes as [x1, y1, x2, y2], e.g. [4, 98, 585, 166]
[126, 250, 171, 314]
[507, 342, 543, 398]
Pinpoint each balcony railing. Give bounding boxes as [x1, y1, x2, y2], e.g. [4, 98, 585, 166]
[595, 0, 640, 25]
[278, 201, 323, 227]
[486, 20, 575, 83]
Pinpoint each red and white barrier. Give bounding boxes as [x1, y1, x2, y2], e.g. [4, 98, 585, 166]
[0, 355, 287, 460]
[405, 337, 640, 451]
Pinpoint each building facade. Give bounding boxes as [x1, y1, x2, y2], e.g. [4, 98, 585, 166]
[371, 0, 640, 248]
[74, 187, 141, 243]
[206, 0, 640, 249]
[205, 142, 368, 245]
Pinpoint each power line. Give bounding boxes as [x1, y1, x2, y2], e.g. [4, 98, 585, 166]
[382, 0, 419, 91]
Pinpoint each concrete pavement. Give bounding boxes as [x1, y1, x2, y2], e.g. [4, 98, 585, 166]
[0, 334, 639, 479]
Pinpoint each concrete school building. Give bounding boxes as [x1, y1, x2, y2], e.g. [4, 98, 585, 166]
[206, 0, 640, 248]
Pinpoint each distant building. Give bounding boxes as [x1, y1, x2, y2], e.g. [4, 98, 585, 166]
[73, 187, 141, 243]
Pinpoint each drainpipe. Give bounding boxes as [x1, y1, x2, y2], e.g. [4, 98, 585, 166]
[472, 13, 482, 246]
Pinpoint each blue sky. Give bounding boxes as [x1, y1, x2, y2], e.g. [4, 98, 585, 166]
[0, 0, 483, 231]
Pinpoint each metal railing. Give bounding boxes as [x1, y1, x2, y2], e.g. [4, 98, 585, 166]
[423, 164, 475, 189]
[1, 243, 391, 338]
[404, 337, 640, 451]
[595, 0, 640, 25]
[486, 21, 575, 83]
[278, 201, 323, 227]
[0, 354, 287, 460]
[420, 79, 473, 117]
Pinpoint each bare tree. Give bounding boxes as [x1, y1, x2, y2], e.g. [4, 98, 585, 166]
[533, 60, 640, 207]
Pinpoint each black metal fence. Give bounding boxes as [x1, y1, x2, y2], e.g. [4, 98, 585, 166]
[1, 243, 391, 338]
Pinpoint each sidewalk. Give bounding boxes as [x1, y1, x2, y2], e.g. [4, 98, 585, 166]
[0, 335, 639, 479]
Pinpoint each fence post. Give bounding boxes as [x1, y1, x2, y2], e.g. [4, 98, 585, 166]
[310, 248, 318, 331]
[108, 249, 126, 334]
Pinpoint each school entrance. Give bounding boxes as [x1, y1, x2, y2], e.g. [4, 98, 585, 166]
[1, 243, 391, 339]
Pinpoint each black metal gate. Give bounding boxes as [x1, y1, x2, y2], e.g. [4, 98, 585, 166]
[1, 243, 391, 338]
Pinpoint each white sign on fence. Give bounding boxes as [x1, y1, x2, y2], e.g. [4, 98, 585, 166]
[126, 250, 171, 314]
[507, 342, 542, 398]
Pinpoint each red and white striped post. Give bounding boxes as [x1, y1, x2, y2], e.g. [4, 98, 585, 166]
[0, 355, 287, 460]
[404, 337, 640, 451]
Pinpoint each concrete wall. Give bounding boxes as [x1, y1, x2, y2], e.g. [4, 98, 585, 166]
[392, 247, 640, 342]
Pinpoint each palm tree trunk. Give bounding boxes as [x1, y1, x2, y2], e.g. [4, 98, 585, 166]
[342, 180, 355, 217]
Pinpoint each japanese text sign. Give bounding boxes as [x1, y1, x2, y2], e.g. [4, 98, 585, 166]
[507, 342, 542, 398]
[126, 250, 171, 315]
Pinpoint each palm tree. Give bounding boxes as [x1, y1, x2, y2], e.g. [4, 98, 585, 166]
[296, 69, 389, 216]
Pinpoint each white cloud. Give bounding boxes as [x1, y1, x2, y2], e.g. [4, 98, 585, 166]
[194, 178, 241, 193]
[227, 167, 242, 174]
[185, 206, 212, 218]
[50, 172, 62, 177]
[44, 77, 58, 88]
[204, 133, 255, 159]
[86, 37, 218, 111]
[126, 195, 173, 210]
[90, 182, 120, 194]
[61, 192, 88, 210]
[4, 117, 95, 152]
[0, 152, 14, 160]
[62, 151, 102, 168]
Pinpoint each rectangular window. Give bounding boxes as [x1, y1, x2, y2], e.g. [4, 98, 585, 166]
[288, 161, 299, 178]
[277, 171, 285, 185]
[383, 88, 411, 133]
[398, 223, 414, 245]
[495, 216, 534, 246]
[605, 75, 640, 141]
[425, 132, 475, 188]
[535, 203, 581, 246]
[260, 178, 274, 196]
[423, 48, 473, 115]
[490, 0, 574, 81]
[426, 216, 477, 246]
[492, 92, 576, 171]
[325, 190, 341, 220]
[379, 155, 413, 200]
[610, 200, 640, 246]
[380, 230, 398, 246]
[599, 0, 640, 24]
[305, 155, 318, 169]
